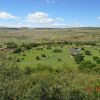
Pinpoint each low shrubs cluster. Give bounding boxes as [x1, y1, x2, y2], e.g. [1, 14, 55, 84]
[85, 50, 92, 55]
[74, 53, 84, 64]
[7, 42, 18, 49]
[0, 53, 100, 100]
[53, 48, 62, 53]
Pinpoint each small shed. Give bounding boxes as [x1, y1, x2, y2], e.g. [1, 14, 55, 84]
[70, 47, 81, 56]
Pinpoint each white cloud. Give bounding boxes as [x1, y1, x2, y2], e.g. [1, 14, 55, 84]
[27, 12, 54, 23]
[56, 17, 64, 22]
[0, 11, 82, 28]
[46, 0, 55, 4]
[0, 12, 20, 19]
[97, 17, 100, 20]
[26, 12, 65, 28]
[46, 0, 50, 4]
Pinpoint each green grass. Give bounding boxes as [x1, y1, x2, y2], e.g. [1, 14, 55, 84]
[15, 45, 77, 69]
[15, 45, 100, 69]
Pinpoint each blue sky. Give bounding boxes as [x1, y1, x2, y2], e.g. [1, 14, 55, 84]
[0, 0, 100, 28]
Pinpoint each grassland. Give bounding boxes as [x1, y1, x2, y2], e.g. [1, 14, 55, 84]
[0, 27, 100, 100]
[0, 27, 100, 44]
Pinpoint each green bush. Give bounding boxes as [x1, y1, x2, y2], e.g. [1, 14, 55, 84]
[58, 58, 61, 62]
[7, 42, 18, 49]
[41, 54, 46, 57]
[93, 56, 99, 61]
[74, 53, 84, 64]
[79, 61, 96, 72]
[68, 89, 86, 100]
[92, 65, 100, 74]
[16, 58, 21, 62]
[13, 48, 22, 53]
[53, 49, 62, 53]
[96, 58, 100, 64]
[85, 50, 92, 55]
[36, 56, 40, 60]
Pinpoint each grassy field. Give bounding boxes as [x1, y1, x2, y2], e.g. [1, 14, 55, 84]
[0, 28, 100, 99]
[0, 27, 100, 44]
[14, 44, 100, 70]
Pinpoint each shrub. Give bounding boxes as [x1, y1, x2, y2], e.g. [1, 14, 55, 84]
[36, 56, 40, 60]
[41, 54, 46, 57]
[7, 42, 18, 49]
[23, 54, 26, 56]
[58, 58, 61, 62]
[74, 53, 84, 64]
[16, 58, 21, 62]
[93, 56, 99, 61]
[53, 49, 62, 53]
[47, 45, 52, 50]
[79, 61, 96, 72]
[96, 58, 100, 64]
[92, 65, 100, 74]
[68, 89, 86, 100]
[21, 58, 24, 60]
[24, 66, 33, 75]
[13, 48, 22, 53]
[85, 50, 92, 55]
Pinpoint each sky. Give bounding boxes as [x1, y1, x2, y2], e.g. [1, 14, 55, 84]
[0, 0, 100, 28]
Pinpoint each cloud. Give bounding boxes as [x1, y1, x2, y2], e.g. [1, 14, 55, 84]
[27, 12, 54, 23]
[45, 0, 55, 4]
[0, 11, 82, 28]
[26, 12, 65, 28]
[56, 18, 64, 22]
[97, 17, 100, 20]
[0, 12, 20, 19]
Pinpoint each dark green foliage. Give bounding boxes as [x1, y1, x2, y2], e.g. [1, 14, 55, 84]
[7, 42, 18, 49]
[21, 43, 39, 50]
[21, 57, 24, 60]
[96, 58, 100, 64]
[81, 47, 85, 51]
[53, 49, 62, 53]
[36, 56, 40, 60]
[24, 66, 33, 75]
[41, 54, 46, 57]
[93, 56, 99, 61]
[47, 45, 52, 50]
[5, 66, 22, 80]
[58, 58, 61, 62]
[23, 54, 26, 56]
[79, 61, 96, 71]
[74, 53, 84, 64]
[68, 89, 86, 100]
[92, 65, 100, 74]
[13, 48, 22, 53]
[93, 56, 100, 64]
[16, 58, 21, 62]
[85, 50, 92, 55]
